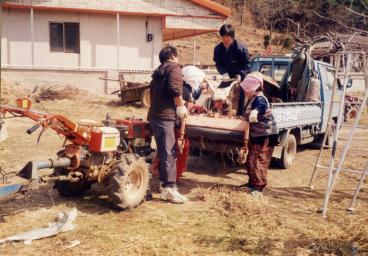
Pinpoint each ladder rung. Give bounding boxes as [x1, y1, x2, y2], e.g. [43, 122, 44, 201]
[340, 124, 368, 129]
[342, 147, 368, 152]
[316, 165, 363, 174]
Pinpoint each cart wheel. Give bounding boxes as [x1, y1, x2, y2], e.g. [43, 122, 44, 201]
[346, 107, 358, 122]
[140, 88, 151, 108]
[108, 155, 149, 210]
[280, 134, 297, 169]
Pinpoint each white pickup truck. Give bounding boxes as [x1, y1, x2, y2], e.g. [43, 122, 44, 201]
[186, 55, 349, 169]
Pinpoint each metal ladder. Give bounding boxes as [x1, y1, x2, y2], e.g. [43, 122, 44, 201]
[308, 51, 368, 218]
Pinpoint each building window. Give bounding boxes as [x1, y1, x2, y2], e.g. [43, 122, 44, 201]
[50, 22, 80, 53]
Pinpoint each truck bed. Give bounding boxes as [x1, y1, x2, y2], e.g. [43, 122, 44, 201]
[271, 102, 322, 130]
[186, 115, 248, 143]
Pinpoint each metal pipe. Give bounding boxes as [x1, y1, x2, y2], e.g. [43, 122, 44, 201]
[321, 52, 368, 217]
[30, 8, 34, 66]
[18, 158, 71, 189]
[41, 175, 80, 182]
[309, 54, 341, 188]
[321, 53, 352, 217]
[116, 13, 120, 68]
[0, 4, 2, 106]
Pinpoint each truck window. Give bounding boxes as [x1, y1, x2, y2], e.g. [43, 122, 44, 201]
[260, 64, 272, 77]
[260, 63, 288, 81]
[274, 64, 288, 81]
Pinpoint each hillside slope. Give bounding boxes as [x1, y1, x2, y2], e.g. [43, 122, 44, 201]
[175, 4, 283, 65]
[175, 0, 367, 66]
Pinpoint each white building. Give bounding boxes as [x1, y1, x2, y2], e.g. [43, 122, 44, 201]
[1, 0, 230, 93]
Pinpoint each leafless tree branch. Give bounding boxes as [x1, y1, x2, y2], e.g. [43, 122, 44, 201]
[359, 0, 368, 10]
[313, 11, 368, 35]
[345, 6, 368, 18]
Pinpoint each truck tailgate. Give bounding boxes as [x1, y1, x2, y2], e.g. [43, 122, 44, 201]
[271, 102, 322, 130]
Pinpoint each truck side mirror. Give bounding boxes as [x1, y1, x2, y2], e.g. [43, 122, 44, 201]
[347, 77, 353, 88]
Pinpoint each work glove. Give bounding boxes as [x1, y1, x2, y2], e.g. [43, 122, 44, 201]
[249, 109, 258, 123]
[176, 105, 188, 120]
[222, 73, 230, 81]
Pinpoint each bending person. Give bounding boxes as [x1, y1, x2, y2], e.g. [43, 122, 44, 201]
[240, 73, 278, 194]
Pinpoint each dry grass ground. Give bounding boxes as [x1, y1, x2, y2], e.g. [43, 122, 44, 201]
[0, 85, 368, 256]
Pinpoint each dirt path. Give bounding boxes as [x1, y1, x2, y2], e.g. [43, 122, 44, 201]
[0, 97, 367, 256]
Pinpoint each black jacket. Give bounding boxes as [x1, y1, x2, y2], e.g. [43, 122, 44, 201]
[213, 39, 250, 80]
[148, 61, 183, 121]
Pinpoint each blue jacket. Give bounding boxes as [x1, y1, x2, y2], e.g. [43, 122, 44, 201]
[245, 94, 278, 139]
[213, 39, 250, 80]
[250, 96, 268, 115]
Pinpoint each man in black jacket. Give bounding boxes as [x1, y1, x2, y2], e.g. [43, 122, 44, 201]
[213, 24, 250, 115]
[148, 46, 188, 204]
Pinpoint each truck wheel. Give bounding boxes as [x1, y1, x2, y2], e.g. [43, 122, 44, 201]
[140, 88, 150, 108]
[54, 179, 91, 197]
[280, 134, 297, 169]
[108, 156, 149, 210]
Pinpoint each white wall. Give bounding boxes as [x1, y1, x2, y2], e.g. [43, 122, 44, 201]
[87, 13, 117, 68]
[2, 9, 32, 66]
[119, 16, 162, 69]
[34, 11, 80, 67]
[1, 9, 162, 69]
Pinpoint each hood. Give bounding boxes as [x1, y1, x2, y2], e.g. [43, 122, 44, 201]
[182, 65, 206, 90]
[152, 61, 177, 81]
[240, 72, 264, 98]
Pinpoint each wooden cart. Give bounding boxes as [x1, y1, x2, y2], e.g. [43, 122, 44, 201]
[101, 73, 151, 107]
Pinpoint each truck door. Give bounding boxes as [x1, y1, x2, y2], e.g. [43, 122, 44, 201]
[318, 64, 335, 133]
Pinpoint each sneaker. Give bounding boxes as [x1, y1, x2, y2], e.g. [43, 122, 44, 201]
[159, 182, 178, 192]
[160, 187, 188, 204]
[250, 189, 263, 197]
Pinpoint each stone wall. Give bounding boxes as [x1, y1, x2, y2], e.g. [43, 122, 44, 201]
[1, 68, 152, 94]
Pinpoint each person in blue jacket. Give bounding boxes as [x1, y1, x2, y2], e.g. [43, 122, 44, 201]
[213, 24, 250, 115]
[240, 73, 278, 195]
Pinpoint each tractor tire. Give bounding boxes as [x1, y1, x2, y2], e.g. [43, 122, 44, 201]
[54, 179, 91, 197]
[346, 107, 358, 122]
[140, 88, 151, 108]
[280, 134, 297, 169]
[108, 155, 149, 210]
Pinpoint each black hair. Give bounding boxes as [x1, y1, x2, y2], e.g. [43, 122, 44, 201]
[159, 45, 178, 63]
[219, 24, 235, 38]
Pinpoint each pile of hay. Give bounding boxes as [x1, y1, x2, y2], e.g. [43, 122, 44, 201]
[206, 185, 271, 217]
[35, 85, 89, 101]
